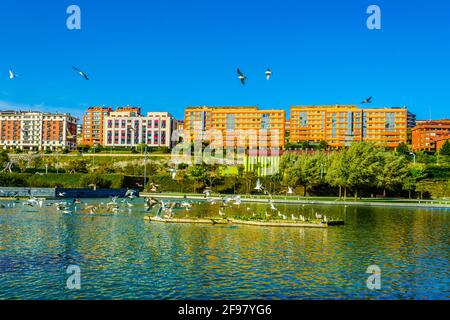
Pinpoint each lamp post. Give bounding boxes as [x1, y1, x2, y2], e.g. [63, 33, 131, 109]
[409, 152, 416, 164]
[144, 145, 148, 188]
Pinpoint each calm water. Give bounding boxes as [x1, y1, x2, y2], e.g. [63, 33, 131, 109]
[0, 198, 448, 300]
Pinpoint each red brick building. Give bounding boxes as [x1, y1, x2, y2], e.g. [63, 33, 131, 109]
[411, 120, 450, 152]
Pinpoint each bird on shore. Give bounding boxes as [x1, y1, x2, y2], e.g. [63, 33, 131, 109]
[287, 186, 294, 195]
[269, 200, 277, 211]
[219, 208, 226, 217]
[315, 212, 323, 219]
[168, 168, 177, 180]
[72, 66, 89, 80]
[203, 188, 212, 197]
[265, 68, 272, 81]
[149, 183, 159, 193]
[254, 179, 264, 191]
[361, 96, 372, 104]
[125, 189, 138, 199]
[9, 69, 19, 80]
[237, 68, 247, 85]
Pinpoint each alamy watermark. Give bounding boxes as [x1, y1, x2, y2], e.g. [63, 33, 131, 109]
[367, 5, 381, 30]
[67, 5, 81, 30]
[66, 265, 81, 290]
[366, 265, 381, 290]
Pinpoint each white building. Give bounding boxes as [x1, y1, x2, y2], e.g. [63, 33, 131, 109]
[0, 111, 78, 151]
[103, 111, 177, 148]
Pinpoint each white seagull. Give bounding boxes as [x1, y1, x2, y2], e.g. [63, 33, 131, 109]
[9, 69, 19, 80]
[265, 68, 272, 81]
[254, 179, 264, 191]
[287, 186, 294, 195]
[72, 66, 89, 80]
[237, 68, 247, 85]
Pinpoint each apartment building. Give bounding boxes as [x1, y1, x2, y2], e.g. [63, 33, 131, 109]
[0, 111, 78, 150]
[184, 106, 285, 150]
[81, 106, 113, 146]
[290, 105, 408, 148]
[411, 120, 450, 152]
[103, 110, 177, 148]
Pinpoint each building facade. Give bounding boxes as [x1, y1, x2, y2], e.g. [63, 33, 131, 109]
[81, 106, 113, 146]
[184, 106, 285, 150]
[290, 105, 408, 148]
[411, 120, 450, 152]
[0, 111, 78, 151]
[103, 111, 177, 148]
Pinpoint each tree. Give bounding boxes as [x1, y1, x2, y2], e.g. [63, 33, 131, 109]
[317, 140, 329, 151]
[187, 163, 208, 193]
[396, 142, 409, 155]
[376, 153, 409, 196]
[326, 151, 351, 199]
[30, 156, 44, 171]
[345, 142, 383, 199]
[439, 140, 450, 156]
[403, 163, 428, 199]
[66, 159, 88, 173]
[0, 150, 9, 169]
[16, 159, 28, 173]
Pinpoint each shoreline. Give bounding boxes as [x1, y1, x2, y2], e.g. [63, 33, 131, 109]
[141, 193, 450, 209]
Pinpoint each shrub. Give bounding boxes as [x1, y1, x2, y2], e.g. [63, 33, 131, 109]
[80, 174, 112, 189]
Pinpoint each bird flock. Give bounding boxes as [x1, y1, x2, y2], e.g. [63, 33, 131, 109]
[6, 65, 372, 106]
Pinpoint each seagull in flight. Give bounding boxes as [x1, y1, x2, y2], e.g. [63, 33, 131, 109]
[265, 68, 272, 81]
[72, 66, 89, 80]
[9, 69, 19, 80]
[254, 179, 264, 191]
[361, 96, 372, 104]
[237, 68, 247, 85]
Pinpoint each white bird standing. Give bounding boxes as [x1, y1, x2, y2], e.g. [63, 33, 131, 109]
[168, 168, 177, 180]
[265, 68, 272, 81]
[287, 186, 294, 195]
[72, 66, 89, 80]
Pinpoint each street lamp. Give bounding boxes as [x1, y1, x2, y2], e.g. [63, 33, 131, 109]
[409, 152, 416, 164]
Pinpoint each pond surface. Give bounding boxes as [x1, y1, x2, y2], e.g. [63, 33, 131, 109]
[0, 198, 448, 299]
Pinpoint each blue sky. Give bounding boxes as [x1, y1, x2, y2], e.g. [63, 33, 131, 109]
[0, 0, 449, 120]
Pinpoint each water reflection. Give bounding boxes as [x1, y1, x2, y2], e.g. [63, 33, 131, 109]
[0, 199, 448, 299]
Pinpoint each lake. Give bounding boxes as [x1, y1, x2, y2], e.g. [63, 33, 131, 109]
[0, 198, 448, 299]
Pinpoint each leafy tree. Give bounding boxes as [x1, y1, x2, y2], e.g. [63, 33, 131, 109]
[317, 140, 329, 151]
[187, 163, 208, 193]
[402, 163, 428, 199]
[376, 153, 409, 196]
[345, 143, 383, 199]
[16, 159, 28, 173]
[439, 140, 450, 156]
[66, 159, 89, 173]
[396, 142, 409, 155]
[30, 156, 44, 170]
[0, 150, 9, 169]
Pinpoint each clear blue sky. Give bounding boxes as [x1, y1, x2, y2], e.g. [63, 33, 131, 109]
[0, 0, 449, 121]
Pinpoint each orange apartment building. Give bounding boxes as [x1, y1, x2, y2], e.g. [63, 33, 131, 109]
[0, 111, 78, 150]
[81, 106, 113, 146]
[290, 105, 408, 148]
[411, 120, 450, 152]
[184, 106, 285, 149]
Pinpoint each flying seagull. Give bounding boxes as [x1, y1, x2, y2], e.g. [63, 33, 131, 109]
[9, 69, 19, 80]
[72, 66, 89, 80]
[265, 68, 272, 81]
[237, 68, 247, 85]
[362, 96, 372, 104]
